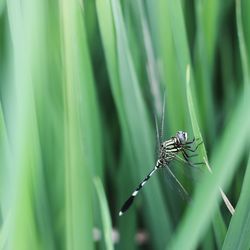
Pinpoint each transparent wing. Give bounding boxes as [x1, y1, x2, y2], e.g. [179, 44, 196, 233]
[154, 90, 166, 159]
[160, 90, 166, 143]
[171, 154, 205, 182]
[161, 153, 205, 201]
[162, 163, 190, 201]
[154, 114, 161, 159]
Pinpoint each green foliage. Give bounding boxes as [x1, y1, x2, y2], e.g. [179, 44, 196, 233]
[0, 0, 249, 249]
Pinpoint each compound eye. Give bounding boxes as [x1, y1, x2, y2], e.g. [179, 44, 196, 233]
[177, 131, 188, 143]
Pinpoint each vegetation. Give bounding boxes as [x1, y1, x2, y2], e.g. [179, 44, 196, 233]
[0, 0, 250, 249]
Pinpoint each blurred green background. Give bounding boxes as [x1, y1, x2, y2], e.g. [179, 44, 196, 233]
[0, 0, 250, 249]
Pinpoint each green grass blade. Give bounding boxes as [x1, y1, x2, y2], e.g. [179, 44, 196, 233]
[236, 0, 249, 88]
[145, 0, 187, 132]
[186, 65, 226, 248]
[6, 1, 49, 249]
[60, 1, 102, 249]
[95, 0, 128, 135]
[96, 3, 140, 243]
[241, 0, 250, 62]
[169, 88, 250, 250]
[0, 0, 5, 15]
[186, 65, 207, 159]
[164, 0, 200, 133]
[94, 177, 114, 250]
[117, 153, 137, 250]
[222, 153, 250, 250]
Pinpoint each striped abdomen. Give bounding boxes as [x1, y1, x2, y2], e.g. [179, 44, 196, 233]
[119, 159, 162, 216]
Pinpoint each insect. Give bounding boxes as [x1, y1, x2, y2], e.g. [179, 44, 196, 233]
[119, 131, 202, 216]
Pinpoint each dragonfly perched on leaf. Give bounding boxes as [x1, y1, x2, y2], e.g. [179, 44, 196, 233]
[119, 98, 203, 216]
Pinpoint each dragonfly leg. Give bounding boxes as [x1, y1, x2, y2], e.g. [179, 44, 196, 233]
[182, 149, 198, 158]
[181, 150, 205, 168]
[187, 153, 198, 158]
[185, 138, 195, 145]
[184, 141, 203, 152]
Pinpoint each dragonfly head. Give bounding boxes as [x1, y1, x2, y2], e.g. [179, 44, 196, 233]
[176, 131, 188, 144]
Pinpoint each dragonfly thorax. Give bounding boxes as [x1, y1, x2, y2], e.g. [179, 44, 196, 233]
[158, 131, 188, 165]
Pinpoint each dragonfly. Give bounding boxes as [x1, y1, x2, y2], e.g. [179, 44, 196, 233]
[119, 130, 203, 216]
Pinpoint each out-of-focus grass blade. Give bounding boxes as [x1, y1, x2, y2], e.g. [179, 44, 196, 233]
[164, 0, 201, 134]
[7, 1, 59, 248]
[117, 152, 137, 250]
[6, 0, 48, 249]
[95, 0, 120, 100]
[198, 0, 221, 68]
[96, 1, 139, 247]
[31, 3, 64, 248]
[165, 0, 190, 81]
[194, 1, 231, 116]
[136, 0, 162, 116]
[0, 102, 8, 194]
[0, 0, 5, 15]
[60, 0, 100, 249]
[222, 153, 250, 250]
[220, 30, 237, 115]
[242, 0, 250, 61]
[145, 0, 187, 132]
[94, 177, 114, 250]
[212, 209, 228, 248]
[0, 103, 10, 249]
[0, 213, 9, 249]
[169, 88, 250, 250]
[236, 0, 250, 88]
[192, 2, 241, 128]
